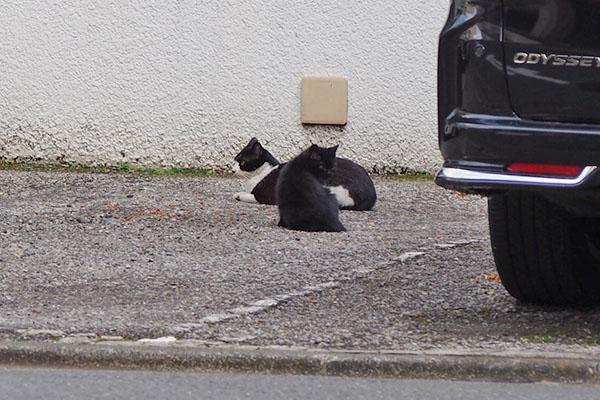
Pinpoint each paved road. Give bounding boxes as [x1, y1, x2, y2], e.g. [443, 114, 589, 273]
[0, 170, 600, 356]
[2, 366, 599, 400]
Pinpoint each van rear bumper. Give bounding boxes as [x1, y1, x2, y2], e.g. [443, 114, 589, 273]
[436, 110, 600, 193]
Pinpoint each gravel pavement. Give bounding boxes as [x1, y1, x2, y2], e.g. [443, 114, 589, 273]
[1, 170, 600, 359]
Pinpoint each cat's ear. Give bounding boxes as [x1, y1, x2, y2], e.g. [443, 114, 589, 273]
[252, 140, 263, 156]
[308, 144, 321, 160]
[324, 145, 338, 158]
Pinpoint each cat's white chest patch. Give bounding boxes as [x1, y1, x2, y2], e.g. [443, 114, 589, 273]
[244, 162, 278, 192]
[326, 185, 355, 207]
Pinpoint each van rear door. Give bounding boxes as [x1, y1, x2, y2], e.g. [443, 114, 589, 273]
[503, 0, 600, 123]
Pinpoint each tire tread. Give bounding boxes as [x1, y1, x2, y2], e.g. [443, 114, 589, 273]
[488, 191, 600, 306]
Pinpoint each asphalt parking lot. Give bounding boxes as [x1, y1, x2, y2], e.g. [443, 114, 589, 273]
[1, 170, 600, 358]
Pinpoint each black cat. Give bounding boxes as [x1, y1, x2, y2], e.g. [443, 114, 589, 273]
[233, 138, 376, 210]
[276, 144, 346, 232]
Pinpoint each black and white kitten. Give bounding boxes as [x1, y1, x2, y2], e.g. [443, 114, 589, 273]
[276, 144, 345, 232]
[233, 138, 376, 210]
[233, 138, 281, 205]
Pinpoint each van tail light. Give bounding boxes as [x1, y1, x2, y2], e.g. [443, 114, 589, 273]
[506, 163, 584, 177]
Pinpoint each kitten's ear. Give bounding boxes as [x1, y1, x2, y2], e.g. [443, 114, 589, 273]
[308, 144, 321, 160]
[252, 140, 263, 156]
[324, 145, 338, 158]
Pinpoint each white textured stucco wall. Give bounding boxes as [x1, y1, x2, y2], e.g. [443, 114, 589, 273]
[0, 1, 448, 172]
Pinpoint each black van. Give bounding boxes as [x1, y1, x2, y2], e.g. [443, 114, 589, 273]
[436, 0, 600, 305]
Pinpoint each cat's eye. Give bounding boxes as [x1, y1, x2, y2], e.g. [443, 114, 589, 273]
[239, 161, 246, 166]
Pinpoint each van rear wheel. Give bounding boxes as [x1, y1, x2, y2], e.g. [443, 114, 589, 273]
[488, 190, 600, 306]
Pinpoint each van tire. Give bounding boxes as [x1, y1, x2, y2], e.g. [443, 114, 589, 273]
[488, 191, 600, 306]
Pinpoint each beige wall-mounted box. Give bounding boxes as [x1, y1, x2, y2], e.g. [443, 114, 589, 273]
[301, 77, 348, 125]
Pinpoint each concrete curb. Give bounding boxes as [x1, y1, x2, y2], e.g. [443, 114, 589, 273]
[1, 341, 599, 383]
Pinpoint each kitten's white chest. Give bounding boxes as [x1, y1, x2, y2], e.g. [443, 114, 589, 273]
[244, 162, 278, 192]
[326, 185, 355, 207]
